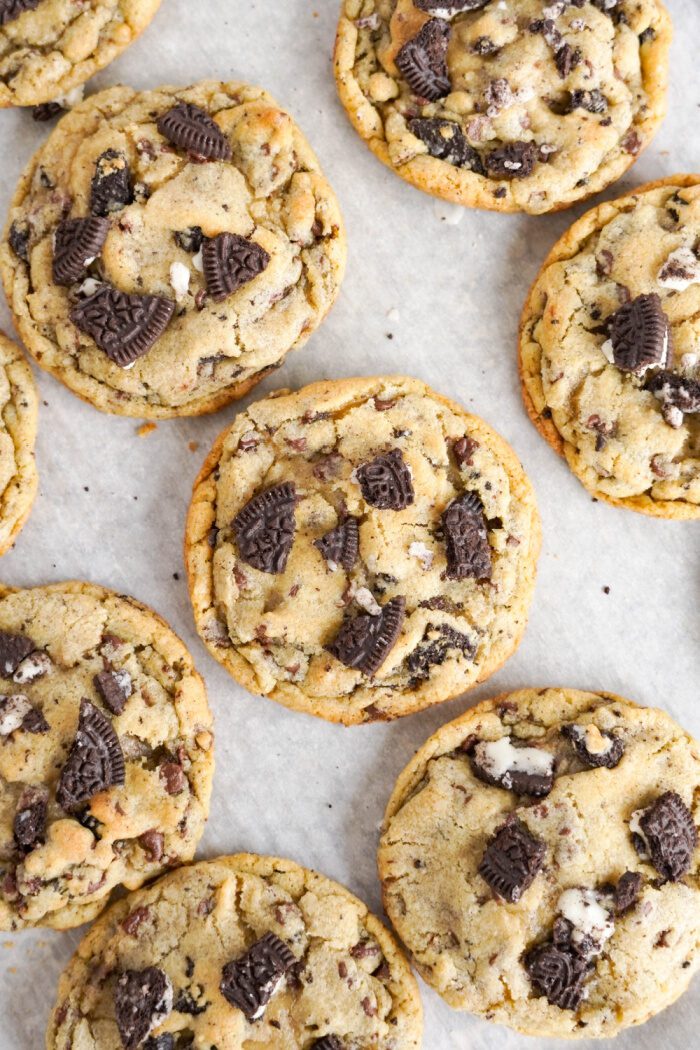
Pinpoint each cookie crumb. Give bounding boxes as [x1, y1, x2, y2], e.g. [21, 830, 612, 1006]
[137, 422, 157, 438]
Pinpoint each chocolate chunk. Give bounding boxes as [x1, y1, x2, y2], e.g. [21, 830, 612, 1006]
[313, 1039, 343, 1050]
[53, 217, 110, 285]
[232, 482, 296, 574]
[70, 286, 176, 367]
[220, 933, 296, 1022]
[555, 43, 582, 78]
[442, 492, 492, 580]
[525, 942, 591, 1011]
[414, 0, 488, 11]
[407, 623, 476, 681]
[356, 449, 414, 510]
[327, 596, 406, 677]
[636, 792, 697, 882]
[0, 0, 40, 26]
[614, 871, 643, 914]
[114, 967, 173, 1050]
[0, 631, 35, 676]
[315, 518, 359, 571]
[13, 786, 49, 853]
[479, 817, 546, 902]
[174, 226, 203, 254]
[485, 141, 537, 179]
[562, 723, 625, 769]
[396, 19, 451, 101]
[648, 371, 700, 426]
[409, 118, 485, 174]
[569, 89, 608, 113]
[8, 222, 30, 262]
[90, 150, 133, 217]
[470, 737, 555, 797]
[160, 762, 186, 796]
[157, 102, 232, 161]
[139, 829, 164, 862]
[94, 669, 133, 716]
[56, 699, 125, 812]
[32, 102, 64, 122]
[608, 293, 669, 374]
[202, 233, 270, 302]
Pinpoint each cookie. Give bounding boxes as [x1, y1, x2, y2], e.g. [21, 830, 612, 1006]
[185, 375, 540, 725]
[0, 0, 162, 109]
[0, 581, 213, 931]
[520, 175, 700, 518]
[334, 1, 671, 214]
[46, 853, 423, 1049]
[0, 330, 38, 555]
[1, 82, 346, 418]
[379, 687, 700, 1038]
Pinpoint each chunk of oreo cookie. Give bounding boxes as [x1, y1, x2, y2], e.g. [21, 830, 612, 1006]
[442, 492, 492, 580]
[479, 817, 546, 902]
[0, 0, 41, 26]
[415, 0, 488, 12]
[562, 723, 625, 769]
[143, 1038, 174, 1050]
[648, 370, 700, 427]
[634, 792, 697, 882]
[470, 736, 555, 797]
[313, 1038, 343, 1050]
[327, 596, 406, 677]
[174, 226, 203, 254]
[53, 216, 110, 285]
[614, 871, 643, 914]
[56, 699, 125, 812]
[157, 102, 232, 161]
[396, 19, 452, 101]
[356, 449, 414, 510]
[90, 150, 133, 217]
[315, 517, 359, 571]
[525, 941, 592, 1011]
[114, 967, 173, 1050]
[70, 286, 176, 367]
[94, 669, 133, 716]
[8, 222, 30, 262]
[485, 141, 537, 179]
[409, 118, 485, 174]
[220, 933, 296, 1022]
[569, 88, 608, 113]
[555, 43, 582, 78]
[202, 233, 270, 302]
[0, 631, 35, 676]
[607, 294, 669, 374]
[13, 785, 48, 853]
[232, 483, 297, 575]
[407, 623, 476, 681]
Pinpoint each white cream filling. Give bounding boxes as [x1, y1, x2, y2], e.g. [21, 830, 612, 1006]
[558, 888, 614, 954]
[474, 737, 554, 782]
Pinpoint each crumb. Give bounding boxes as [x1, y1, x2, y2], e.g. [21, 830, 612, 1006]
[136, 422, 157, 438]
[188, 441, 200, 453]
[386, 333, 394, 340]
[173, 572, 180, 581]
[602, 585, 610, 595]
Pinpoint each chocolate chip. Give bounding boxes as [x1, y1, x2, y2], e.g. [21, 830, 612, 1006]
[53, 216, 110, 285]
[648, 371, 700, 427]
[160, 762, 186, 796]
[315, 517, 359, 571]
[396, 19, 451, 101]
[174, 226, 203, 253]
[139, 829, 164, 862]
[614, 871, 643, 914]
[157, 102, 232, 161]
[94, 669, 133, 716]
[525, 942, 591, 1010]
[0, 0, 40, 26]
[13, 786, 48, 853]
[356, 449, 414, 510]
[32, 102, 64, 121]
[608, 293, 668, 374]
[442, 492, 492, 580]
[8, 222, 30, 262]
[327, 596, 405, 677]
[122, 906, 150, 936]
[0, 631, 35, 676]
[70, 286, 176, 368]
[114, 968, 173, 1050]
[56, 699, 125, 812]
[485, 141, 537, 179]
[407, 623, 475, 681]
[562, 723, 625, 769]
[636, 792, 697, 882]
[232, 482, 296, 574]
[409, 118, 485, 174]
[569, 88, 608, 113]
[312, 1038, 343, 1050]
[479, 817, 546, 902]
[220, 933, 296, 1022]
[555, 43, 582, 78]
[202, 233, 270, 302]
[90, 150, 133, 217]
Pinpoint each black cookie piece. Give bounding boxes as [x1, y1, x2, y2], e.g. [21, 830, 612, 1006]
[32, 102, 64, 122]
[220, 932, 296, 1022]
[415, 0, 488, 11]
[608, 293, 669, 374]
[232, 483, 297, 575]
[637, 792, 697, 882]
[614, 870, 643, 914]
[90, 150, 133, 217]
[525, 941, 591, 1011]
[174, 226, 204, 254]
[94, 669, 133, 716]
[562, 723, 625, 769]
[56, 699, 125, 812]
[485, 141, 537, 179]
[53, 216, 110, 286]
[442, 492, 492, 580]
[470, 740, 555, 797]
[396, 19, 451, 101]
[114, 967, 173, 1050]
[0, 631, 35, 676]
[144, 1038, 175, 1050]
[313, 1039, 343, 1050]
[570, 88, 608, 113]
[21, 706, 49, 733]
[8, 222, 30, 262]
[13, 785, 48, 853]
[648, 370, 700, 426]
[327, 596, 406, 677]
[409, 118, 485, 174]
[407, 623, 476, 681]
[479, 817, 546, 902]
[0, 0, 40, 26]
[315, 517, 359, 571]
[356, 449, 414, 510]
[202, 233, 270, 302]
[70, 286, 176, 368]
[157, 102, 233, 161]
[555, 43, 582, 78]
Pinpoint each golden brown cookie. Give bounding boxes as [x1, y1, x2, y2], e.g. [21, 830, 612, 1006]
[0, 331, 38, 554]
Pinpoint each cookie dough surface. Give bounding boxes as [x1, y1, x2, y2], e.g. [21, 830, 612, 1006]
[0, 0, 162, 108]
[0, 331, 38, 555]
[47, 853, 423, 1050]
[334, 0, 670, 214]
[1, 81, 346, 417]
[185, 376, 540, 725]
[379, 688, 700, 1038]
[520, 176, 700, 517]
[0, 581, 213, 931]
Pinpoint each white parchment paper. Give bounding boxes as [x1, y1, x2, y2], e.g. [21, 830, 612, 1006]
[0, 1, 698, 1047]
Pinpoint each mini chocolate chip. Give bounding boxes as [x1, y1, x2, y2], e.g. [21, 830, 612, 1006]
[327, 597, 406, 677]
[202, 233, 270, 302]
[442, 492, 492, 580]
[485, 141, 537, 179]
[608, 293, 668, 374]
[114, 968, 173, 1049]
[220, 933, 296, 1022]
[479, 816, 546, 902]
[56, 700, 125, 812]
[396, 19, 451, 101]
[356, 449, 414, 510]
[636, 792, 697, 882]
[13, 786, 49, 853]
[94, 669, 133, 716]
[157, 102, 232, 161]
[407, 623, 475, 681]
[232, 483, 296, 574]
[409, 118, 485, 174]
[70, 286, 175, 368]
[90, 150, 133, 217]
[614, 871, 643, 914]
[562, 723, 625, 769]
[315, 517, 359, 571]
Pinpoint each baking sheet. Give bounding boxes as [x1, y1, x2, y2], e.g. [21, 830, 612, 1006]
[0, 1, 698, 1046]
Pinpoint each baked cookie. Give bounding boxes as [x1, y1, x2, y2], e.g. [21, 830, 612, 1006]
[379, 687, 700, 1039]
[46, 852, 423, 1049]
[0, 0, 162, 109]
[0, 580, 213, 931]
[0, 330, 38, 555]
[334, 1, 671, 214]
[185, 375, 540, 725]
[1, 82, 346, 418]
[520, 175, 700, 518]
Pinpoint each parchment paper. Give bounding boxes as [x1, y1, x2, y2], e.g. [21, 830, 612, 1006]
[0, 1, 698, 1047]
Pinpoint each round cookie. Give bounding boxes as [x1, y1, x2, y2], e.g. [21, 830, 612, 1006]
[334, 1, 671, 214]
[0, 580, 213, 931]
[0, 0, 162, 109]
[1, 82, 346, 418]
[46, 852, 423, 1050]
[520, 175, 700, 518]
[379, 687, 700, 1039]
[185, 375, 540, 725]
[0, 330, 38, 555]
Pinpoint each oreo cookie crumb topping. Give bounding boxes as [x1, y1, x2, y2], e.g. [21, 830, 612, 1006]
[470, 736, 555, 796]
[607, 294, 669, 374]
[174, 226, 203, 254]
[70, 286, 176, 368]
[220, 932, 296, 1022]
[632, 792, 697, 881]
[56, 699, 125, 812]
[114, 967, 173, 1050]
[0, 631, 35, 676]
[315, 517, 359, 571]
[232, 483, 297, 575]
[525, 941, 591, 1011]
[442, 492, 492, 580]
[485, 141, 537, 179]
[327, 596, 406, 677]
[407, 623, 476, 681]
[396, 19, 452, 101]
[13, 785, 48, 853]
[409, 118, 485, 174]
[0, 0, 40, 26]
[94, 669, 133, 716]
[202, 233, 270, 302]
[90, 150, 133, 217]
[157, 102, 232, 161]
[53, 216, 110, 286]
[614, 871, 643, 914]
[479, 816, 546, 902]
[648, 371, 700, 427]
[356, 449, 415, 510]
[562, 723, 625, 769]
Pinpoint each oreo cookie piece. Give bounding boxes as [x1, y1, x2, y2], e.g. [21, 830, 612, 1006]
[470, 736, 555, 796]
[614, 871, 643, 914]
[0, 631, 35, 676]
[313, 1039, 343, 1050]
[407, 623, 476, 681]
[356, 449, 414, 510]
[53, 216, 110, 286]
[202, 233, 270, 302]
[143, 1038, 175, 1050]
[570, 88, 608, 114]
[562, 723, 625, 769]
[409, 118, 485, 174]
[525, 941, 592, 1011]
[220, 932, 296, 1022]
[114, 967, 173, 1050]
[415, 0, 488, 11]
[232, 483, 297, 575]
[648, 370, 700, 428]
[90, 150, 133, 217]
[327, 596, 406, 677]
[315, 517, 359, 571]
[442, 492, 492, 580]
[396, 19, 452, 101]
[70, 286, 176, 368]
[13, 785, 49, 853]
[94, 669, 133, 716]
[631, 791, 697, 881]
[485, 142, 537, 179]
[56, 699, 125, 812]
[606, 293, 669, 374]
[157, 102, 233, 161]
[479, 817, 546, 902]
[0, 0, 41, 26]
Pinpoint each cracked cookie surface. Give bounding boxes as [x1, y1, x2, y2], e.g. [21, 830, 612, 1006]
[0, 331, 38, 555]
[46, 853, 423, 1049]
[334, 1, 670, 213]
[379, 687, 700, 1038]
[185, 376, 540, 725]
[520, 175, 700, 517]
[0, 580, 213, 931]
[1, 81, 346, 417]
[0, 0, 162, 108]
